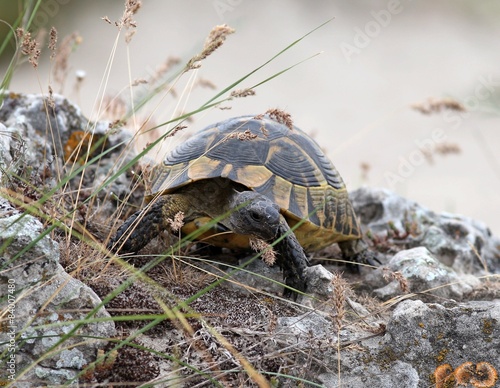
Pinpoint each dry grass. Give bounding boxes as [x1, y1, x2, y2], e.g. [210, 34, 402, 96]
[51, 32, 83, 92]
[187, 24, 235, 70]
[16, 27, 40, 68]
[411, 97, 466, 114]
[8, 4, 499, 387]
[382, 267, 410, 293]
[249, 238, 277, 266]
[262, 108, 294, 130]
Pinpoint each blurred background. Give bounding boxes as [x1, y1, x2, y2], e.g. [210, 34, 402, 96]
[1, 0, 500, 236]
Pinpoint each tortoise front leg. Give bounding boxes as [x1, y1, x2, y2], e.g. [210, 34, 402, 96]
[107, 194, 192, 254]
[275, 221, 309, 298]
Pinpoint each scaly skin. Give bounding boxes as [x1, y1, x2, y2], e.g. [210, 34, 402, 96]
[107, 194, 196, 253]
[107, 183, 311, 297]
[275, 221, 308, 297]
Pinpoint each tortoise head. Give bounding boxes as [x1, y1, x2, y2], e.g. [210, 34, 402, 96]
[228, 191, 282, 242]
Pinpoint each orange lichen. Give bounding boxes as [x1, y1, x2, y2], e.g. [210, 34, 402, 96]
[434, 363, 453, 388]
[470, 362, 498, 388]
[434, 362, 498, 388]
[453, 362, 474, 385]
[64, 131, 107, 163]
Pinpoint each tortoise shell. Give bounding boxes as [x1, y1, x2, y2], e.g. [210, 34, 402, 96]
[149, 115, 361, 251]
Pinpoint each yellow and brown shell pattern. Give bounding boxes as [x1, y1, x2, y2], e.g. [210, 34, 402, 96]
[150, 115, 361, 251]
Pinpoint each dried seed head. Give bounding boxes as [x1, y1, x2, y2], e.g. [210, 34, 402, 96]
[197, 78, 217, 89]
[382, 267, 410, 293]
[434, 142, 461, 156]
[53, 32, 83, 91]
[148, 56, 181, 86]
[131, 78, 148, 86]
[47, 85, 55, 109]
[330, 271, 351, 331]
[360, 162, 371, 181]
[48, 27, 57, 59]
[125, 29, 136, 43]
[227, 129, 258, 141]
[17, 28, 41, 68]
[411, 98, 466, 115]
[265, 108, 293, 130]
[188, 24, 235, 69]
[249, 238, 276, 266]
[120, 0, 142, 30]
[102, 94, 127, 122]
[167, 125, 187, 138]
[230, 88, 256, 98]
[167, 211, 185, 232]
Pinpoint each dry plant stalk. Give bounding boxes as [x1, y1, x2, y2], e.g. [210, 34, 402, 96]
[411, 98, 466, 115]
[187, 24, 235, 69]
[48, 27, 57, 59]
[47, 85, 55, 109]
[434, 142, 461, 156]
[360, 162, 371, 181]
[249, 238, 276, 266]
[230, 88, 256, 98]
[227, 129, 258, 141]
[330, 271, 351, 331]
[102, 94, 128, 122]
[102, 0, 142, 42]
[119, 0, 142, 29]
[148, 56, 181, 85]
[16, 28, 41, 68]
[52, 32, 83, 91]
[264, 108, 293, 130]
[197, 78, 217, 89]
[167, 211, 185, 232]
[382, 267, 410, 293]
[166, 125, 187, 138]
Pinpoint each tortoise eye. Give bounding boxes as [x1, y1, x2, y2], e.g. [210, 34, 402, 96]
[249, 210, 262, 222]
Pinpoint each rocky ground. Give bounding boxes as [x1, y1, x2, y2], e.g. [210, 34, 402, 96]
[0, 93, 499, 387]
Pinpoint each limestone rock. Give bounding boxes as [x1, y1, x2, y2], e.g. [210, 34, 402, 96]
[366, 247, 481, 300]
[350, 187, 500, 274]
[0, 213, 115, 386]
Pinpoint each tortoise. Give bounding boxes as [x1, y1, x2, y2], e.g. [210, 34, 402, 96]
[108, 115, 377, 295]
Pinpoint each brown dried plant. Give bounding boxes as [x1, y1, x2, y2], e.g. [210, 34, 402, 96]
[265, 108, 293, 130]
[16, 28, 41, 68]
[382, 267, 410, 293]
[230, 88, 256, 98]
[47, 85, 55, 109]
[101, 0, 142, 42]
[434, 142, 462, 156]
[187, 24, 235, 69]
[330, 271, 351, 331]
[249, 238, 276, 266]
[197, 78, 217, 89]
[121, 0, 142, 29]
[48, 27, 57, 59]
[227, 129, 258, 141]
[148, 56, 181, 86]
[166, 125, 187, 138]
[52, 32, 83, 92]
[166, 211, 185, 233]
[411, 97, 466, 115]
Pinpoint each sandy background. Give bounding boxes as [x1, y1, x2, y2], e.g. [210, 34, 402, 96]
[1, 0, 499, 236]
